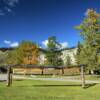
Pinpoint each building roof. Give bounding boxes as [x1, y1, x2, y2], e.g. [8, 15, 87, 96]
[0, 47, 14, 52]
[59, 47, 77, 51]
[0, 47, 77, 52]
[0, 64, 66, 69]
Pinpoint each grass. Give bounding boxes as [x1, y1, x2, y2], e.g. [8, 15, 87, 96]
[0, 79, 100, 100]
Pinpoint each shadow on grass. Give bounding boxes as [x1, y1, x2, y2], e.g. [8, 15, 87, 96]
[32, 84, 82, 87]
[14, 79, 24, 81]
[33, 83, 96, 89]
[16, 83, 96, 89]
[84, 83, 96, 89]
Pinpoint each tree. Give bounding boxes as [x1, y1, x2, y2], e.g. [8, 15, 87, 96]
[66, 55, 72, 67]
[76, 9, 100, 71]
[7, 50, 18, 64]
[75, 41, 83, 65]
[8, 41, 39, 65]
[0, 51, 8, 65]
[5, 41, 39, 87]
[45, 36, 63, 66]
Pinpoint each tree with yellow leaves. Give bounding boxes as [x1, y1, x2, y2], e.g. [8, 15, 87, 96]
[7, 41, 39, 65]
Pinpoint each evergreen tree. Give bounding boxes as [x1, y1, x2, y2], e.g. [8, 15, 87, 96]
[75, 41, 83, 65]
[0, 51, 8, 65]
[76, 9, 100, 70]
[45, 36, 63, 66]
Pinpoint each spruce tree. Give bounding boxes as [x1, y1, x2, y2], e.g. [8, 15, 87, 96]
[45, 36, 63, 66]
[76, 9, 100, 71]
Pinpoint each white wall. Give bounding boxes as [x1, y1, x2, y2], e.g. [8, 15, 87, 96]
[39, 48, 78, 66]
[61, 48, 77, 66]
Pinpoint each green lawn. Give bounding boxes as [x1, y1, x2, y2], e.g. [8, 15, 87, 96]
[0, 79, 100, 100]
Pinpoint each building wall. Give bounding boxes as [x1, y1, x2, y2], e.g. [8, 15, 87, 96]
[38, 48, 77, 66]
[61, 48, 77, 66]
[38, 51, 46, 65]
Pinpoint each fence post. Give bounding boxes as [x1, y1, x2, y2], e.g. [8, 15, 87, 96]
[62, 67, 64, 75]
[7, 66, 12, 87]
[81, 65, 85, 88]
[41, 67, 44, 75]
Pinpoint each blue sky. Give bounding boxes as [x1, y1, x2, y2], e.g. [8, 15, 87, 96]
[0, 0, 100, 48]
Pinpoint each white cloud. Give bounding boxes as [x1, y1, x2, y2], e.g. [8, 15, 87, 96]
[84, 9, 96, 16]
[4, 40, 11, 44]
[0, 12, 5, 16]
[42, 40, 48, 47]
[10, 42, 19, 47]
[4, 0, 19, 7]
[84, 9, 89, 16]
[0, 10, 5, 16]
[4, 7, 12, 12]
[42, 40, 68, 49]
[0, 0, 20, 15]
[4, 40, 19, 47]
[61, 42, 68, 49]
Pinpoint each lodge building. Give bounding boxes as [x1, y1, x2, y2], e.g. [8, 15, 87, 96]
[0, 47, 79, 75]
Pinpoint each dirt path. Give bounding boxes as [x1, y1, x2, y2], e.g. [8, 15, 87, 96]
[0, 74, 7, 81]
[1, 74, 100, 84]
[13, 75, 100, 84]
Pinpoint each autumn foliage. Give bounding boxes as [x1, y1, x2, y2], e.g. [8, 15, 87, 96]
[7, 41, 39, 65]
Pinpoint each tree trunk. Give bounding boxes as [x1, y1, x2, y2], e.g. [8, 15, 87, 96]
[81, 65, 85, 88]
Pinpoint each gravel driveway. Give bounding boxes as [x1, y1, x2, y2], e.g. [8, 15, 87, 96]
[0, 74, 7, 81]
